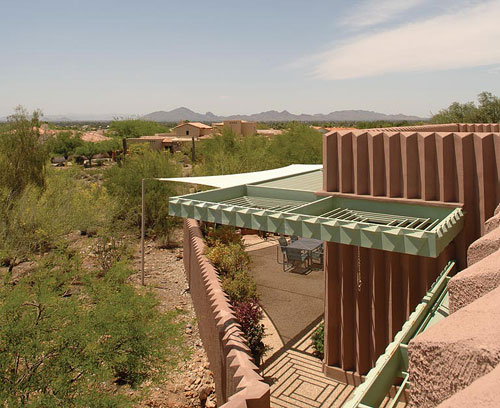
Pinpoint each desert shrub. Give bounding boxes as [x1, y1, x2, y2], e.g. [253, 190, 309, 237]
[312, 322, 324, 359]
[93, 235, 130, 276]
[233, 299, 268, 365]
[104, 149, 182, 239]
[203, 224, 244, 247]
[0, 169, 116, 268]
[193, 129, 275, 175]
[205, 242, 250, 277]
[0, 250, 185, 406]
[221, 270, 258, 303]
[267, 123, 322, 166]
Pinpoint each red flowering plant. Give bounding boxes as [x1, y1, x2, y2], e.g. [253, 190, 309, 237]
[233, 299, 269, 366]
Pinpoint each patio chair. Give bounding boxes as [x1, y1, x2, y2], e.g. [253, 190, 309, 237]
[311, 243, 324, 266]
[285, 247, 311, 273]
[276, 236, 289, 268]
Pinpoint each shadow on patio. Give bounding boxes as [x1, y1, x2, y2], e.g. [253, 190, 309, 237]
[246, 240, 324, 346]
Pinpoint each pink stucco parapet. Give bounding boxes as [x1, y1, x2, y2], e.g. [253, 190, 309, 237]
[408, 284, 500, 408]
[448, 247, 500, 313]
[467, 225, 500, 266]
[183, 219, 270, 408]
[485, 206, 500, 233]
[436, 364, 500, 408]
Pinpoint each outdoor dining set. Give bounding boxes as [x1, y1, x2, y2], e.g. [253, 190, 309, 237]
[276, 235, 324, 274]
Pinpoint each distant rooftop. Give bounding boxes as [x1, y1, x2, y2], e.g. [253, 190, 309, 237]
[173, 122, 212, 129]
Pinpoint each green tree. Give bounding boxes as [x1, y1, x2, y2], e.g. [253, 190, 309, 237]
[431, 91, 500, 124]
[108, 120, 171, 138]
[477, 91, 500, 123]
[104, 149, 182, 242]
[268, 123, 323, 166]
[47, 131, 83, 159]
[74, 140, 120, 167]
[194, 129, 273, 176]
[0, 107, 48, 201]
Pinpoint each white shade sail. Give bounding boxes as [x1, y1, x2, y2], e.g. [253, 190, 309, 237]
[157, 164, 323, 188]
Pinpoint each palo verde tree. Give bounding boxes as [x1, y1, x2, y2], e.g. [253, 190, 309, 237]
[74, 139, 120, 167]
[0, 107, 49, 202]
[0, 107, 50, 270]
[47, 131, 83, 159]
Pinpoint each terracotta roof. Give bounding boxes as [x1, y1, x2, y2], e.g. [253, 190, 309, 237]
[138, 135, 168, 140]
[81, 131, 111, 143]
[174, 122, 212, 129]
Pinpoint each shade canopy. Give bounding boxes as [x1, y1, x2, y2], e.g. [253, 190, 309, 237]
[167, 165, 464, 257]
[159, 164, 322, 189]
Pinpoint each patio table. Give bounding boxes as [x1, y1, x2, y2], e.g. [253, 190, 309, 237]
[287, 238, 323, 251]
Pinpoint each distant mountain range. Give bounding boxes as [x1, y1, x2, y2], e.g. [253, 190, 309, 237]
[141, 107, 425, 122]
[0, 107, 425, 123]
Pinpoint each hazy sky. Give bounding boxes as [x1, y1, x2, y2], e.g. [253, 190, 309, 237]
[1, 0, 500, 118]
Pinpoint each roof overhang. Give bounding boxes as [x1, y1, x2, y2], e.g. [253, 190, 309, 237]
[167, 167, 464, 258]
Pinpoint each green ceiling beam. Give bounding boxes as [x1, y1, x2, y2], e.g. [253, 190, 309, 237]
[169, 189, 464, 257]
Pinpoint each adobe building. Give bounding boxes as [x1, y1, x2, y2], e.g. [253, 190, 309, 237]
[173, 122, 213, 138]
[212, 119, 257, 136]
[167, 122, 500, 407]
[126, 135, 181, 152]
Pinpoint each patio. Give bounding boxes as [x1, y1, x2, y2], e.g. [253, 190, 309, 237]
[245, 238, 324, 345]
[244, 236, 408, 408]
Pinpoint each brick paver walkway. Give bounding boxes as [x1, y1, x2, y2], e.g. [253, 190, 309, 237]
[263, 325, 354, 408]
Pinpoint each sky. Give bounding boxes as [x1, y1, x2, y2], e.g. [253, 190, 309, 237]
[1, 0, 500, 118]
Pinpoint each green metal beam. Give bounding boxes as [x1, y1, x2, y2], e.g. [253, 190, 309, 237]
[169, 185, 464, 257]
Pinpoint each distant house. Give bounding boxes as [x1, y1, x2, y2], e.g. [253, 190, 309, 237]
[212, 120, 257, 137]
[173, 122, 213, 139]
[127, 135, 180, 152]
[311, 126, 356, 134]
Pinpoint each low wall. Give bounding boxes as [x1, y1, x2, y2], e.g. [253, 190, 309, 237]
[183, 219, 270, 408]
[408, 210, 500, 407]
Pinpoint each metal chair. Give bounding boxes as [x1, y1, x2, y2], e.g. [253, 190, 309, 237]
[285, 247, 311, 273]
[278, 236, 288, 247]
[311, 243, 324, 266]
[276, 236, 289, 269]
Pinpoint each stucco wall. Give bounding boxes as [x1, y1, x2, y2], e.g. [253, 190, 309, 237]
[175, 124, 202, 138]
[408, 284, 500, 407]
[322, 128, 500, 378]
[408, 209, 500, 407]
[436, 364, 500, 408]
[183, 219, 270, 408]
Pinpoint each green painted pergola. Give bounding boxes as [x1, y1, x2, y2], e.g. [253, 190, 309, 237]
[168, 167, 464, 258]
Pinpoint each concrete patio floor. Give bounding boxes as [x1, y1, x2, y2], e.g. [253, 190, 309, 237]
[246, 241, 324, 345]
[244, 237, 407, 407]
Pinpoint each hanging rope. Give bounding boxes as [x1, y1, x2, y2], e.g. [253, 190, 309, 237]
[357, 246, 362, 292]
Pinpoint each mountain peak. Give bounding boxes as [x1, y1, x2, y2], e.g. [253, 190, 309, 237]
[140, 107, 424, 123]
